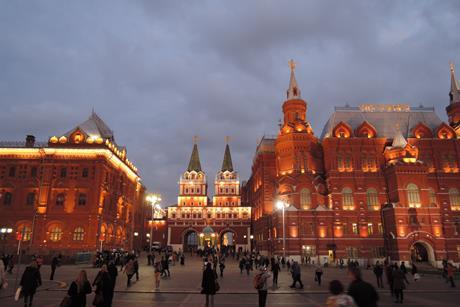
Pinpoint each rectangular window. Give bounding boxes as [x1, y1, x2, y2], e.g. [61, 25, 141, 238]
[352, 223, 358, 234]
[9, 166, 16, 177]
[78, 193, 87, 206]
[207, 213, 211, 219]
[26, 192, 35, 206]
[346, 247, 359, 258]
[31, 167, 37, 178]
[82, 168, 89, 178]
[60, 168, 67, 178]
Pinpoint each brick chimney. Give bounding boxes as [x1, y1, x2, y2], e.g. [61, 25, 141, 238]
[25, 135, 35, 147]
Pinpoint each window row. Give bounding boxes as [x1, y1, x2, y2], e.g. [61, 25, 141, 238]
[13, 225, 86, 242]
[2, 192, 88, 207]
[3, 166, 90, 179]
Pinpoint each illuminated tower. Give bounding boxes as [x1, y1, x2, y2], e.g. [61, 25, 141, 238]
[213, 140, 241, 207]
[275, 59, 323, 176]
[178, 139, 207, 207]
[446, 62, 460, 135]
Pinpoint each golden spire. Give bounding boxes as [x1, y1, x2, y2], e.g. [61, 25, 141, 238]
[287, 59, 300, 99]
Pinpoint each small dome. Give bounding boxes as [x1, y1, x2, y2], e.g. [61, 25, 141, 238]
[202, 226, 214, 235]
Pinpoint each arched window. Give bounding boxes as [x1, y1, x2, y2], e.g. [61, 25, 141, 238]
[366, 188, 379, 210]
[3, 192, 12, 206]
[449, 188, 460, 210]
[407, 184, 421, 208]
[300, 188, 311, 210]
[49, 226, 63, 242]
[73, 227, 85, 241]
[17, 224, 31, 242]
[342, 188, 354, 209]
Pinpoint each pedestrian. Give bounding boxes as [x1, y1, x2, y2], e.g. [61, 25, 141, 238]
[92, 264, 112, 307]
[219, 259, 225, 278]
[154, 259, 162, 289]
[271, 260, 280, 288]
[254, 266, 271, 307]
[0, 259, 6, 290]
[19, 261, 42, 307]
[392, 265, 408, 304]
[281, 257, 286, 268]
[447, 263, 456, 288]
[107, 261, 118, 306]
[411, 263, 419, 282]
[347, 266, 378, 307]
[289, 261, 304, 289]
[373, 261, 384, 288]
[384, 260, 394, 296]
[147, 253, 152, 266]
[123, 258, 135, 287]
[133, 257, 139, 281]
[67, 270, 92, 307]
[180, 253, 185, 265]
[315, 264, 323, 286]
[245, 258, 251, 276]
[326, 280, 356, 307]
[239, 258, 245, 274]
[286, 259, 291, 271]
[201, 262, 218, 307]
[50, 254, 61, 280]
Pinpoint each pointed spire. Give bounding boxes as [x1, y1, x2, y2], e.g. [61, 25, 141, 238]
[221, 139, 234, 172]
[287, 59, 301, 100]
[187, 137, 202, 172]
[392, 129, 408, 148]
[450, 62, 460, 104]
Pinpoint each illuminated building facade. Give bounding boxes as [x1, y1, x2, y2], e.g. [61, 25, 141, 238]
[0, 112, 145, 255]
[167, 142, 251, 252]
[243, 61, 460, 267]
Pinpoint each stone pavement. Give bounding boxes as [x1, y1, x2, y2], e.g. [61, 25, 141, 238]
[0, 254, 459, 306]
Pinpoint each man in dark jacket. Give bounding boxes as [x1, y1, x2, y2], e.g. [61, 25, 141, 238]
[49, 255, 61, 280]
[347, 266, 379, 307]
[373, 261, 384, 288]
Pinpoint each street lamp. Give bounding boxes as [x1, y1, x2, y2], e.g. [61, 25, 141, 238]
[276, 200, 289, 259]
[146, 193, 161, 253]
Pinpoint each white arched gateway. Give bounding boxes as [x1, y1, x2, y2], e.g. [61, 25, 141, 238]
[410, 240, 436, 267]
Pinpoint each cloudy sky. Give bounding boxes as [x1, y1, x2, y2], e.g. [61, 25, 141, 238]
[1, 1, 459, 205]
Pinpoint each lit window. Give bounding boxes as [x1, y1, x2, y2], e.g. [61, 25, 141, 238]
[428, 188, 437, 207]
[56, 193, 65, 206]
[49, 226, 63, 242]
[73, 227, 85, 241]
[366, 188, 379, 210]
[352, 223, 358, 234]
[17, 225, 31, 242]
[367, 223, 373, 235]
[449, 188, 460, 210]
[300, 188, 311, 210]
[342, 188, 354, 210]
[407, 183, 421, 208]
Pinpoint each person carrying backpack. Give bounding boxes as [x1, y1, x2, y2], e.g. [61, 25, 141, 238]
[254, 266, 271, 307]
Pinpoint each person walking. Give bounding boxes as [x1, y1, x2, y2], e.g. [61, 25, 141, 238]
[107, 262, 118, 306]
[447, 263, 456, 288]
[326, 280, 356, 307]
[271, 260, 280, 288]
[19, 261, 42, 307]
[67, 270, 92, 307]
[315, 264, 323, 286]
[133, 257, 139, 281]
[180, 253, 185, 265]
[254, 266, 271, 307]
[347, 266, 378, 307]
[411, 263, 419, 282]
[373, 261, 384, 288]
[201, 262, 218, 307]
[154, 259, 162, 290]
[123, 258, 135, 287]
[219, 259, 225, 278]
[92, 264, 112, 307]
[0, 259, 6, 290]
[392, 265, 408, 304]
[289, 261, 304, 289]
[49, 255, 61, 280]
[245, 258, 251, 276]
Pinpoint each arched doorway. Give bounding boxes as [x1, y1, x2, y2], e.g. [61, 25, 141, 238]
[220, 230, 236, 256]
[183, 230, 198, 252]
[410, 241, 435, 266]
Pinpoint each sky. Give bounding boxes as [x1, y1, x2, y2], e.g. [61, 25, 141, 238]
[1, 1, 459, 206]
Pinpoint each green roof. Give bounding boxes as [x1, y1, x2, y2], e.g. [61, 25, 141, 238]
[221, 144, 234, 172]
[187, 143, 202, 172]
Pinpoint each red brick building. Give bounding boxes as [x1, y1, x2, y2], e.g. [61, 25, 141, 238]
[243, 61, 460, 267]
[167, 142, 252, 253]
[0, 112, 145, 256]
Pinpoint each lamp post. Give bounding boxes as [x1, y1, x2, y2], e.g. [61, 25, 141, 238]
[146, 194, 161, 253]
[276, 200, 289, 259]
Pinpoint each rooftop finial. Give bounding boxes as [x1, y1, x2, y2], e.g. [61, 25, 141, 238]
[287, 59, 300, 100]
[193, 135, 199, 145]
[225, 136, 231, 144]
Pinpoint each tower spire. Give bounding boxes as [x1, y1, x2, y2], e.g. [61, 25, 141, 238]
[287, 59, 301, 100]
[187, 138, 202, 172]
[450, 62, 460, 104]
[221, 140, 234, 172]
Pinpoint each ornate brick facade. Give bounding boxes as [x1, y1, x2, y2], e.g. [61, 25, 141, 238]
[0, 113, 145, 256]
[243, 61, 460, 267]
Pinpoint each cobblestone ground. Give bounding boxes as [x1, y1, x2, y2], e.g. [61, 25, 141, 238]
[1, 254, 459, 306]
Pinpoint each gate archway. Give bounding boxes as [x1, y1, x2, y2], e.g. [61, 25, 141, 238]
[410, 240, 435, 266]
[220, 229, 236, 255]
[183, 230, 198, 252]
